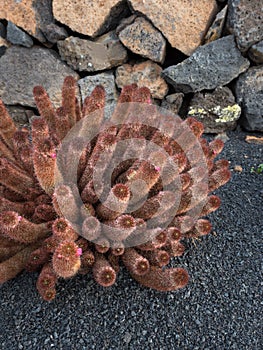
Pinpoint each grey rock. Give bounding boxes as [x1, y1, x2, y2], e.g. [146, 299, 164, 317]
[57, 32, 127, 72]
[235, 66, 263, 132]
[204, 5, 228, 44]
[161, 93, 184, 115]
[6, 21, 33, 47]
[0, 37, 9, 57]
[188, 87, 241, 133]
[78, 72, 118, 112]
[118, 17, 166, 63]
[248, 41, 263, 65]
[0, 46, 79, 108]
[162, 35, 250, 93]
[6, 105, 35, 128]
[227, 0, 263, 51]
[41, 23, 68, 44]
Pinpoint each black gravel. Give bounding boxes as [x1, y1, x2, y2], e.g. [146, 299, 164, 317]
[0, 130, 262, 350]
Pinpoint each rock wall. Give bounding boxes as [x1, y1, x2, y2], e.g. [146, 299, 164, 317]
[0, 0, 262, 132]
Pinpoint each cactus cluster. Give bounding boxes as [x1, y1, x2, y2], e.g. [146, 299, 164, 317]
[0, 77, 231, 300]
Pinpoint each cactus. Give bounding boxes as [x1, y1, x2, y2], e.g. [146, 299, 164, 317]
[0, 76, 231, 300]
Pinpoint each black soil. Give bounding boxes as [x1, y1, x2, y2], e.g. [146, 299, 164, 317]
[0, 130, 262, 350]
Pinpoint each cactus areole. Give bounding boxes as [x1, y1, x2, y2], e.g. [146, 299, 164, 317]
[0, 77, 230, 300]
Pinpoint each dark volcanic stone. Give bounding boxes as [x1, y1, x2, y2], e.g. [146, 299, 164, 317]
[248, 41, 263, 65]
[162, 35, 250, 93]
[161, 93, 184, 115]
[41, 23, 68, 44]
[7, 21, 33, 47]
[227, 0, 263, 51]
[57, 33, 127, 72]
[188, 87, 241, 133]
[235, 66, 263, 132]
[118, 16, 166, 63]
[0, 46, 79, 108]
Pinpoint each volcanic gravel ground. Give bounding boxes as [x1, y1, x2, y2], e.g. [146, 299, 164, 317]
[0, 130, 262, 350]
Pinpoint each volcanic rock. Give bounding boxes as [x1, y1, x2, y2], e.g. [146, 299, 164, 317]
[188, 87, 241, 133]
[248, 41, 263, 65]
[78, 72, 118, 109]
[128, 0, 218, 55]
[162, 35, 250, 93]
[6, 21, 33, 47]
[115, 60, 168, 99]
[57, 32, 127, 72]
[235, 66, 263, 132]
[227, 0, 263, 51]
[0, 46, 79, 108]
[0, 0, 53, 43]
[53, 0, 129, 37]
[118, 17, 166, 63]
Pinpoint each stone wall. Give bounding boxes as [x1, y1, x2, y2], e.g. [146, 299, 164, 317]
[0, 0, 262, 132]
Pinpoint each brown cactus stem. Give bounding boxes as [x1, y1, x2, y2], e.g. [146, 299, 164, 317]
[52, 218, 79, 241]
[110, 241, 125, 256]
[209, 167, 231, 192]
[186, 117, 204, 138]
[0, 138, 15, 161]
[0, 244, 27, 262]
[132, 191, 175, 220]
[79, 127, 117, 190]
[33, 86, 56, 131]
[0, 100, 17, 149]
[43, 235, 60, 253]
[61, 76, 77, 127]
[107, 254, 120, 274]
[94, 237, 110, 254]
[53, 184, 80, 223]
[170, 215, 195, 234]
[211, 159, 229, 173]
[33, 138, 57, 196]
[36, 263, 57, 293]
[81, 180, 99, 204]
[96, 184, 130, 221]
[0, 197, 35, 218]
[137, 230, 168, 251]
[80, 203, 95, 219]
[103, 214, 136, 241]
[0, 211, 52, 244]
[38, 287, 56, 302]
[0, 157, 36, 199]
[200, 195, 221, 216]
[81, 249, 95, 268]
[176, 182, 208, 215]
[143, 249, 170, 267]
[92, 253, 116, 287]
[25, 246, 50, 272]
[130, 266, 189, 291]
[52, 240, 81, 278]
[31, 117, 50, 144]
[82, 216, 101, 241]
[75, 238, 89, 252]
[0, 185, 25, 202]
[125, 161, 161, 199]
[208, 139, 224, 159]
[12, 129, 34, 175]
[82, 85, 105, 118]
[54, 106, 71, 141]
[0, 244, 40, 283]
[165, 241, 185, 257]
[33, 204, 57, 222]
[186, 219, 212, 238]
[166, 227, 182, 242]
[122, 248, 150, 276]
